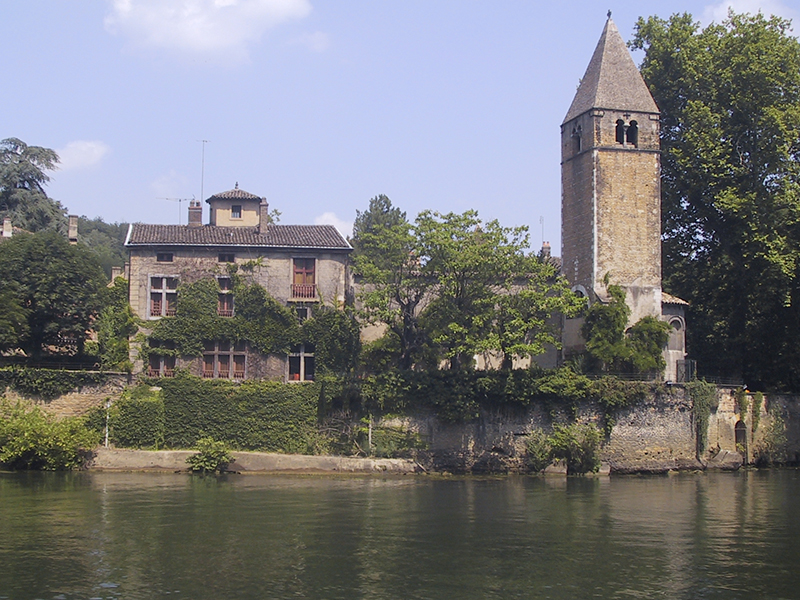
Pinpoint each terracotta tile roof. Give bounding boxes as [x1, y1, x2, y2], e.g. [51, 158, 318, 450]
[662, 292, 689, 306]
[125, 224, 351, 250]
[563, 18, 659, 123]
[206, 184, 263, 203]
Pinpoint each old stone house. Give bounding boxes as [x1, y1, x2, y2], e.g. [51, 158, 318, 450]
[124, 184, 352, 382]
[560, 16, 687, 380]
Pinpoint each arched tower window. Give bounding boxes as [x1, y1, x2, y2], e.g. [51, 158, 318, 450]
[626, 120, 638, 147]
[572, 125, 582, 153]
[615, 120, 625, 145]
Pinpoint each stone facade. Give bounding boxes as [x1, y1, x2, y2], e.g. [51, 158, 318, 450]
[125, 185, 353, 382]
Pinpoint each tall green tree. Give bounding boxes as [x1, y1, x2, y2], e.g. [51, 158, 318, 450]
[355, 199, 583, 371]
[0, 138, 66, 233]
[352, 196, 430, 369]
[0, 231, 106, 356]
[632, 12, 800, 389]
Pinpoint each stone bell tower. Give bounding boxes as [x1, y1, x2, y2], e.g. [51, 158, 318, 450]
[561, 16, 662, 324]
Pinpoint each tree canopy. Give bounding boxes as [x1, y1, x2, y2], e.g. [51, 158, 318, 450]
[353, 196, 584, 371]
[632, 11, 800, 390]
[0, 231, 107, 357]
[0, 138, 66, 233]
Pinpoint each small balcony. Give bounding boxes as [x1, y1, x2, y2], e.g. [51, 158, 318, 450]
[217, 308, 234, 317]
[291, 283, 317, 300]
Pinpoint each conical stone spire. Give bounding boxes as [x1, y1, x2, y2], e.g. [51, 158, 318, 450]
[563, 18, 658, 123]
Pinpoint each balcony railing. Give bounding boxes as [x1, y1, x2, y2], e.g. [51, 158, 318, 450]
[148, 368, 175, 378]
[291, 283, 317, 299]
[217, 308, 234, 317]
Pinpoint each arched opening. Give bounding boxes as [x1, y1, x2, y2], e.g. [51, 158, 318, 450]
[572, 125, 582, 153]
[735, 421, 747, 455]
[626, 120, 638, 147]
[668, 318, 685, 352]
[615, 120, 625, 144]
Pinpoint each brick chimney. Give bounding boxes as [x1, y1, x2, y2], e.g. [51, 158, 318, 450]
[68, 215, 78, 245]
[2, 218, 12, 238]
[110, 266, 123, 280]
[187, 200, 203, 227]
[541, 241, 551, 258]
[258, 198, 270, 233]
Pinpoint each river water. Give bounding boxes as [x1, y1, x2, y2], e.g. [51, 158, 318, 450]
[1, 470, 799, 600]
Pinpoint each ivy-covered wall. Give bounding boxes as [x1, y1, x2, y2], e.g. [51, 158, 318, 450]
[88, 374, 325, 454]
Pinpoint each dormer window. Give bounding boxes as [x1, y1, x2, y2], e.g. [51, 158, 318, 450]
[231, 205, 242, 219]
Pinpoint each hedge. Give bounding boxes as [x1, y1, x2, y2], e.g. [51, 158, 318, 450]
[102, 374, 325, 454]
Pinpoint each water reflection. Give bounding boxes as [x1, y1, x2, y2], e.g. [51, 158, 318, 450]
[1, 471, 799, 599]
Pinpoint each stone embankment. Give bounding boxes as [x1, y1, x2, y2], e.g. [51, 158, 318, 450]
[89, 448, 420, 474]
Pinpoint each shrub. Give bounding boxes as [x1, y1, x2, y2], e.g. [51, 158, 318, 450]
[525, 429, 553, 472]
[549, 422, 602, 475]
[0, 399, 99, 470]
[753, 406, 788, 466]
[187, 437, 233, 473]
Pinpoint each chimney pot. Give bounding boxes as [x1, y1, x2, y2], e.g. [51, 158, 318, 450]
[187, 200, 203, 227]
[258, 198, 270, 233]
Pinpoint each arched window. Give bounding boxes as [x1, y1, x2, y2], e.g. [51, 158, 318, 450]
[572, 125, 582, 153]
[626, 120, 638, 147]
[615, 120, 625, 144]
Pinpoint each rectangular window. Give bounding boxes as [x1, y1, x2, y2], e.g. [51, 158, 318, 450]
[288, 344, 315, 381]
[157, 253, 174, 262]
[292, 258, 316, 299]
[148, 355, 176, 378]
[296, 306, 309, 322]
[218, 253, 235, 263]
[231, 205, 242, 219]
[217, 277, 234, 317]
[150, 276, 179, 318]
[203, 340, 246, 379]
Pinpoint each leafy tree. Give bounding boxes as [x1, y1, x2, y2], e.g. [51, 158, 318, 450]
[354, 199, 583, 371]
[631, 12, 800, 389]
[581, 284, 671, 375]
[0, 138, 66, 233]
[78, 217, 129, 278]
[0, 231, 106, 356]
[352, 196, 430, 369]
[0, 289, 29, 352]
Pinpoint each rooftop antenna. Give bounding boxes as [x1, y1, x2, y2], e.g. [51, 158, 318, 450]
[158, 197, 194, 225]
[198, 139, 209, 202]
[540, 216, 545, 247]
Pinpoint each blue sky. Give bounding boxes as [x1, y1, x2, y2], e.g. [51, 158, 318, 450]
[3, 0, 797, 251]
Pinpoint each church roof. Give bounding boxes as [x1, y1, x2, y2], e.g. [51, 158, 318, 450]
[563, 18, 659, 123]
[125, 223, 351, 250]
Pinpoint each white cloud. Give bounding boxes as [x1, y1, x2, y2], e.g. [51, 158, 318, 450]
[104, 0, 313, 60]
[292, 31, 330, 52]
[701, 0, 799, 29]
[315, 212, 352, 238]
[57, 141, 110, 171]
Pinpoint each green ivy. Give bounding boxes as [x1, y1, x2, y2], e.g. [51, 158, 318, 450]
[687, 380, 717, 455]
[0, 367, 106, 400]
[143, 277, 300, 360]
